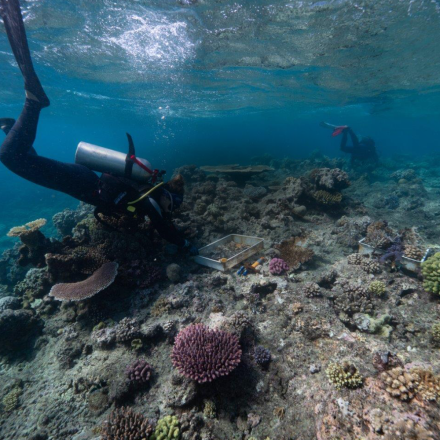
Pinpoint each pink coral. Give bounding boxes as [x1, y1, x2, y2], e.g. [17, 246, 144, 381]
[171, 324, 242, 383]
[269, 258, 289, 275]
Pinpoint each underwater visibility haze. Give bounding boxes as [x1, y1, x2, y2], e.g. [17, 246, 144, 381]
[1, 0, 440, 439]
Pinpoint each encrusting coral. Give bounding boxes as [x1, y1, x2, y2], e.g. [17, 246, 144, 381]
[383, 418, 436, 440]
[171, 324, 242, 383]
[381, 367, 419, 401]
[49, 262, 118, 301]
[421, 253, 440, 294]
[115, 317, 141, 343]
[100, 406, 153, 440]
[150, 415, 180, 440]
[326, 362, 363, 389]
[2, 385, 22, 412]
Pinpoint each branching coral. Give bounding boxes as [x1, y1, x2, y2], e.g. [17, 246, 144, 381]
[369, 281, 386, 296]
[278, 238, 314, 270]
[404, 245, 424, 261]
[309, 168, 350, 191]
[171, 324, 242, 383]
[421, 253, 440, 294]
[361, 258, 381, 274]
[115, 317, 141, 343]
[411, 368, 440, 402]
[326, 362, 363, 389]
[101, 406, 153, 440]
[49, 262, 118, 301]
[381, 367, 419, 401]
[303, 282, 321, 298]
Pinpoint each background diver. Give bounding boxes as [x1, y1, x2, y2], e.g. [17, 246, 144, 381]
[0, 0, 198, 256]
[321, 122, 379, 168]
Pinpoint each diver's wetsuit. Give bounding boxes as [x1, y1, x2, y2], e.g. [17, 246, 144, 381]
[340, 128, 379, 166]
[0, 0, 185, 247]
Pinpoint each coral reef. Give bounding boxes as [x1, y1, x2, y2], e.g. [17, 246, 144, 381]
[171, 324, 242, 383]
[253, 345, 271, 367]
[311, 190, 342, 205]
[421, 253, 440, 294]
[404, 245, 424, 260]
[372, 351, 403, 371]
[115, 318, 141, 343]
[278, 238, 314, 270]
[269, 258, 289, 275]
[369, 280, 386, 296]
[326, 362, 363, 389]
[125, 359, 152, 386]
[303, 282, 321, 298]
[150, 415, 180, 440]
[381, 367, 419, 401]
[309, 168, 350, 191]
[431, 322, 440, 347]
[100, 407, 153, 440]
[49, 262, 118, 301]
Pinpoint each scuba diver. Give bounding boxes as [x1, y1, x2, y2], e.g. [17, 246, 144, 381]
[321, 122, 379, 168]
[0, 0, 198, 256]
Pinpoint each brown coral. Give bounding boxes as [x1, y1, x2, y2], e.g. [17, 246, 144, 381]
[361, 258, 381, 274]
[278, 238, 314, 270]
[303, 282, 321, 298]
[49, 262, 118, 301]
[101, 406, 153, 440]
[404, 245, 424, 261]
[381, 367, 419, 401]
[411, 368, 440, 402]
[347, 253, 362, 265]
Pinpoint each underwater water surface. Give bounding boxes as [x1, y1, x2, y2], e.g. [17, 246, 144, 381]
[1, 1, 440, 438]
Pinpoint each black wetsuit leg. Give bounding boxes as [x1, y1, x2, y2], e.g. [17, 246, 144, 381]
[0, 99, 101, 205]
[0, 0, 49, 107]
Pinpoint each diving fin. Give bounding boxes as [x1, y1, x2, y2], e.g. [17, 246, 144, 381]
[0, 0, 50, 107]
[124, 133, 135, 178]
[0, 118, 16, 135]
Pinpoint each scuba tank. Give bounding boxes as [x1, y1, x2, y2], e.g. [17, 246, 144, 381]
[75, 133, 165, 183]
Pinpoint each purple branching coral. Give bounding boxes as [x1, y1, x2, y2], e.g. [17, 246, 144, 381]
[253, 345, 271, 367]
[171, 324, 242, 383]
[126, 359, 152, 386]
[379, 237, 403, 265]
[269, 258, 289, 275]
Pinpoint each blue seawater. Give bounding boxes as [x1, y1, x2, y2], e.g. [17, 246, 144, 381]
[1, 0, 440, 250]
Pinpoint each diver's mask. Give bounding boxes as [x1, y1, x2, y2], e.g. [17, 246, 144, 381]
[162, 189, 183, 212]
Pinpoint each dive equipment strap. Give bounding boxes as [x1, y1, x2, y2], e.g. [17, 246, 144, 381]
[126, 181, 165, 213]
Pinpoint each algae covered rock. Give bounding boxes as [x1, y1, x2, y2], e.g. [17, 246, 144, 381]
[150, 415, 180, 440]
[421, 252, 440, 294]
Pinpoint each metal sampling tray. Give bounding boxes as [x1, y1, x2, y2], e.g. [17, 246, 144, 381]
[358, 238, 432, 272]
[194, 234, 264, 271]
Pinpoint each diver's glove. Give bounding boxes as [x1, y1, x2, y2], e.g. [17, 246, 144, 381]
[183, 240, 199, 256]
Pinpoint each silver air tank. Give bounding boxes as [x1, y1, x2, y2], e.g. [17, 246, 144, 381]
[75, 142, 153, 182]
